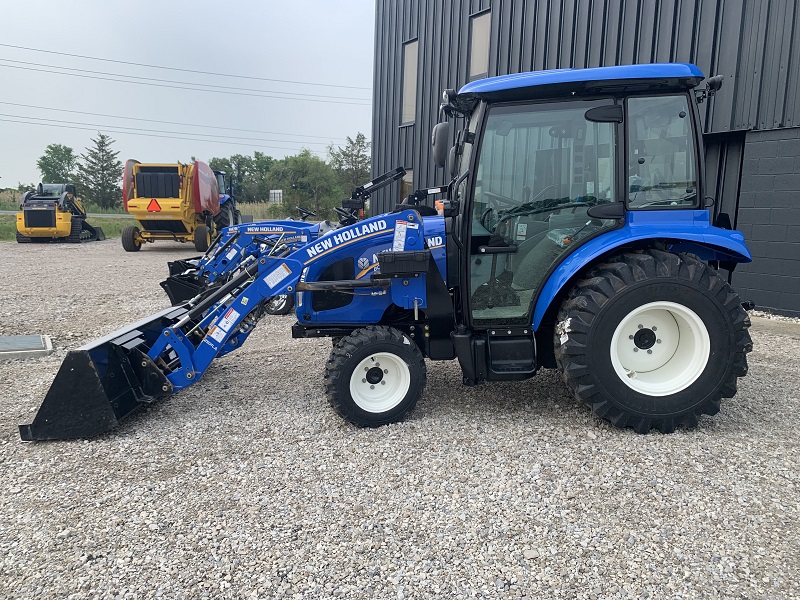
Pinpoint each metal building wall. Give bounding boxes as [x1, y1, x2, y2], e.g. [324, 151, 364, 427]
[372, 0, 800, 315]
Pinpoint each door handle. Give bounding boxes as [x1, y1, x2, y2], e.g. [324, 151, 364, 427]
[478, 245, 518, 254]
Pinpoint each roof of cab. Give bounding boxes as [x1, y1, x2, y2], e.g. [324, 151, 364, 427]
[457, 63, 705, 100]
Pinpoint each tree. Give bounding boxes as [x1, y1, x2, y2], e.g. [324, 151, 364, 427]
[79, 133, 123, 209]
[209, 152, 275, 203]
[37, 144, 79, 184]
[328, 133, 371, 194]
[268, 150, 341, 218]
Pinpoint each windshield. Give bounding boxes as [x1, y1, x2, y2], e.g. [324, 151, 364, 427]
[474, 99, 616, 228]
[215, 173, 226, 194]
[41, 184, 63, 196]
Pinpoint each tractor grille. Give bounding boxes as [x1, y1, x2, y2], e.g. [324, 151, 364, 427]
[24, 209, 56, 228]
[140, 220, 189, 233]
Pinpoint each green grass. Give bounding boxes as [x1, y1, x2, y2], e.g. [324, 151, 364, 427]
[0, 214, 134, 241]
[237, 202, 294, 220]
[0, 190, 20, 211]
[0, 215, 17, 240]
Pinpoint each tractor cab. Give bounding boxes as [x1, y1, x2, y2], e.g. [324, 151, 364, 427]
[213, 170, 232, 198]
[431, 64, 747, 385]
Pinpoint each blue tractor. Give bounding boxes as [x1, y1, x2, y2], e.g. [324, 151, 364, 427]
[212, 169, 242, 231]
[20, 63, 753, 440]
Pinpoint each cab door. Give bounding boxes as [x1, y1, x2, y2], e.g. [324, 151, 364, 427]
[467, 99, 620, 329]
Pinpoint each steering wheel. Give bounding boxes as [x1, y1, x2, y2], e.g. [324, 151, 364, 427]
[480, 207, 495, 231]
[296, 206, 316, 221]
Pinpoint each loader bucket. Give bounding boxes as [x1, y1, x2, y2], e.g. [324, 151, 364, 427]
[160, 272, 214, 306]
[19, 305, 187, 441]
[167, 258, 201, 276]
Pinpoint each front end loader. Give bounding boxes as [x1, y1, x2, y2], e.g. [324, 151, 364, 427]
[21, 63, 754, 440]
[159, 167, 408, 309]
[16, 183, 105, 243]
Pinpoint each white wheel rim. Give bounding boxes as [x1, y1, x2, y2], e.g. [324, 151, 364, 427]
[349, 352, 411, 413]
[610, 301, 711, 396]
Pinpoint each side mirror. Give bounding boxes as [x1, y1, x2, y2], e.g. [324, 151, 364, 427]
[431, 122, 451, 168]
[707, 75, 724, 93]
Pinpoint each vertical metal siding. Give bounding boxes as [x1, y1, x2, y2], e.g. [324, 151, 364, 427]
[372, 0, 800, 211]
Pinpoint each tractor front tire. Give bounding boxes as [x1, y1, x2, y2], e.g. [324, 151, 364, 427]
[121, 225, 142, 252]
[194, 224, 211, 252]
[324, 326, 427, 427]
[555, 250, 752, 434]
[264, 294, 295, 316]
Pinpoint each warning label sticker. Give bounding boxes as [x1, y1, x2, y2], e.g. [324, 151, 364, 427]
[226, 248, 238, 260]
[393, 221, 407, 250]
[393, 220, 417, 251]
[209, 326, 226, 343]
[264, 263, 292, 288]
[216, 307, 240, 333]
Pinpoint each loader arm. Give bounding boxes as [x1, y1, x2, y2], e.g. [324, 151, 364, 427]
[20, 210, 426, 441]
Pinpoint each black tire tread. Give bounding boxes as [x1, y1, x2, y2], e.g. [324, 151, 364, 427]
[121, 225, 142, 252]
[67, 216, 83, 243]
[194, 225, 211, 252]
[555, 249, 752, 433]
[213, 203, 234, 233]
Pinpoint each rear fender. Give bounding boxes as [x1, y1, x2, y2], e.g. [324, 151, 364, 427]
[532, 214, 751, 329]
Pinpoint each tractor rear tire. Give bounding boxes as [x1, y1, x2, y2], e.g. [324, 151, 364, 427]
[264, 294, 295, 315]
[194, 225, 211, 252]
[16, 232, 31, 243]
[214, 203, 235, 234]
[324, 326, 427, 427]
[234, 209, 243, 225]
[121, 225, 142, 252]
[555, 249, 752, 434]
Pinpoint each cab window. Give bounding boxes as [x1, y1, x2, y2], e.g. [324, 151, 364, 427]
[627, 95, 698, 209]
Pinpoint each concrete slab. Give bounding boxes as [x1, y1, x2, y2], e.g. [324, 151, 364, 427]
[750, 316, 800, 340]
[0, 335, 54, 361]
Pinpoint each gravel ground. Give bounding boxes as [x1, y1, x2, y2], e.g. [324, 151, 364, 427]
[1, 240, 798, 599]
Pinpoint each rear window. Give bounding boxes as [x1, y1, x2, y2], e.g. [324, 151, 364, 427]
[627, 95, 698, 209]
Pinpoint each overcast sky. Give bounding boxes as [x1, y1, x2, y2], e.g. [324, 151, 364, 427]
[0, 0, 375, 186]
